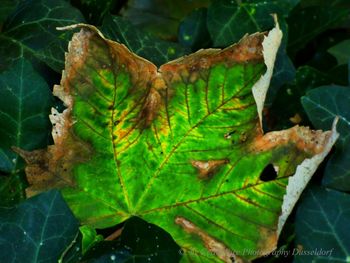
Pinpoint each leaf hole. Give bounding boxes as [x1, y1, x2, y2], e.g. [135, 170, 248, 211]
[259, 164, 278, 182]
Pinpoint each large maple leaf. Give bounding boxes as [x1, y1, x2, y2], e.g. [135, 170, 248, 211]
[17, 21, 338, 262]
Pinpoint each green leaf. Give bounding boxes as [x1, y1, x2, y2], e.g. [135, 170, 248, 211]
[302, 86, 350, 191]
[59, 232, 83, 263]
[265, 48, 295, 106]
[21, 24, 338, 262]
[0, 58, 53, 205]
[0, 190, 80, 263]
[0, 58, 53, 172]
[207, 0, 298, 47]
[0, 172, 26, 207]
[295, 186, 350, 263]
[0, 148, 12, 173]
[100, 15, 190, 67]
[207, 1, 296, 106]
[328, 39, 350, 65]
[287, 2, 348, 57]
[302, 86, 350, 146]
[121, 0, 210, 40]
[0, 0, 18, 24]
[72, 0, 118, 24]
[80, 225, 103, 254]
[267, 66, 333, 130]
[178, 8, 212, 51]
[0, 0, 85, 72]
[83, 217, 181, 262]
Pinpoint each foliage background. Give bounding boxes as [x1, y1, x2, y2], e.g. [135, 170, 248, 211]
[0, 0, 349, 262]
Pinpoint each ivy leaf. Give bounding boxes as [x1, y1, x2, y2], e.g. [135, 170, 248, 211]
[178, 8, 212, 51]
[0, 172, 26, 207]
[302, 86, 350, 191]
[0, 58, 53, 206]
[267, 66, 334, 131]
[100, 15, 190, 67]
[72, 0, 118, 24]
[295, 186, 350, 263]
[0, 0, 18, 24]
[18, 22, 338, 262]
[0, 58, 53, 172]
[328, 39, 350, 65]
[0, 0, 85, 72]
[83, 217, 181, 262]
[207, 0, 298, 47]
[207, 1, 297, 106]
[0, 190, 79, 263]
[287, 2, 348, 58]
[121, 0, 210, 40]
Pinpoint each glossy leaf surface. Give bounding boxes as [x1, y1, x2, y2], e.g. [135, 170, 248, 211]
[0, 190, 79, 263]
[302, 86, 350, 191]
[295, 186, 350, 263]
[0, 0, 85, 72]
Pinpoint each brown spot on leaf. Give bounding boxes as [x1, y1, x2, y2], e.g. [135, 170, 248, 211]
[175, 216, 237, 263]
[139, 87, 162, 127]
[191, 159, 229, 180]
[256, 227, 278, 256]
[251, 125, 332, 155]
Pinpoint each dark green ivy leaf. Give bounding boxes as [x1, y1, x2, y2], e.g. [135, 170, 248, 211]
[71, 0, 118, 24]
[0, 0, 18, 24]
[267, 66, 332, 130]
[207, 0, 298, 47]
[302, 85, 350, 191]
[287, 2, 349, 58]
[207, 1, 297, 105]
[0, 172, 26, 207]
[83, 217, 181, 263]
[178, 8, 212, 51]
[0, 0, 85, 72]
[328, 39, 350, 65]
[60, 232, 83, 263]
[0, 58, 53, 205]
[0, 58, 53, 172]
[0, 190, 80, 263]
[295, 186, 350, 262]
[100, 15, 190, 67]
[120, 0, 210, 40]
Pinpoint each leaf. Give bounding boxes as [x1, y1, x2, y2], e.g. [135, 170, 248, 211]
[100, 15, 190, 67]
[267, 66, 334, 130]
[72, 0, 118, 24]
[287, 2, 348, 58]
[19, 22, 339, 262]
[206, 1, 296, 106]
[121, 0, 211, 40]
[0, 190, 80, 263]
[83, 217, 181, 262]
[302, 86, 350, 191]
[0, 0, 18, 24]
[295, 186, 350, 263]
[0, 148, 12, 172]
[0, 0, 85, 72]
[0, 58, 53, 205]
[80, 225, 103, 254]
[0, 58, 53, 172]
[207, 0, 298, 47]
[60, 231, 83, 263]
[178, 8, 212, 51]
[328, 39, 350, 65]
[0, 172, 26, 207]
